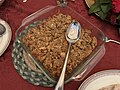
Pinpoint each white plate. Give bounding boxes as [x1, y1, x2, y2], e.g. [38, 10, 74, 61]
[0, 19, 12, 56]
[78, 70, 120, 90]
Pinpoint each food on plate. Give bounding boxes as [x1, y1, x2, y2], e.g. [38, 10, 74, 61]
[22, 12, 97, 78]
[99, 84, 120, 90]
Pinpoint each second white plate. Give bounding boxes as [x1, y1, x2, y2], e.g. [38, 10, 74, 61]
[78, 70, 120, 90]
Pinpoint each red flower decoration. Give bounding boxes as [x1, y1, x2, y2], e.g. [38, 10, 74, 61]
[112, 0, 120, 13]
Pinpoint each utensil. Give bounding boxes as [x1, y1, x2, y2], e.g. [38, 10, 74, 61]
[98, 33, 120, 45]
[55, 21, 81, 90]
[23, 0, 27, 2]
[105, 37, 120, 44]
[0, 23, 6, 37]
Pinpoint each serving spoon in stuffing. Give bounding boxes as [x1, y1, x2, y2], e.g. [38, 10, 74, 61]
[55, 21, 81, 90]
[0, 24, 6, 37]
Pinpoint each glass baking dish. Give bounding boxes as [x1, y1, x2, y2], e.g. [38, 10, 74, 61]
[15, 5, 106, 84]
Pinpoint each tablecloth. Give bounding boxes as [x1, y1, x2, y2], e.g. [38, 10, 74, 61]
[0, 0, 120, 90]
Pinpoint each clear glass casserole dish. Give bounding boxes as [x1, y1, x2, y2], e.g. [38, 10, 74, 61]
[15, 5, 106, 84]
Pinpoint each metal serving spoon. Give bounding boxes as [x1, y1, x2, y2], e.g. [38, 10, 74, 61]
[0, 23, 6, 37]
[55, 21, 81, 90]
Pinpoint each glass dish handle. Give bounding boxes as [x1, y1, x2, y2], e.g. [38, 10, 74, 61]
[21, 5, 56, 26]
[72, 68, 88, 81]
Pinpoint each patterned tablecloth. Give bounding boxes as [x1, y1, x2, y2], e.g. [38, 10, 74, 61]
[0, 0, 120, 90]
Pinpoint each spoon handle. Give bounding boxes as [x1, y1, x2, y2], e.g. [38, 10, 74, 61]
[55, 43, 71, 90]
[107, 39, 120, 44]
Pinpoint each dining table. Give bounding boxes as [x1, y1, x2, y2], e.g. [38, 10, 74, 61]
[0, 0, 120, 90]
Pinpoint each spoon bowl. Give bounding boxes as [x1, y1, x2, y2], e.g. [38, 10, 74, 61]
[66, 21, 81, 43]
[55, 21, 81, 90]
